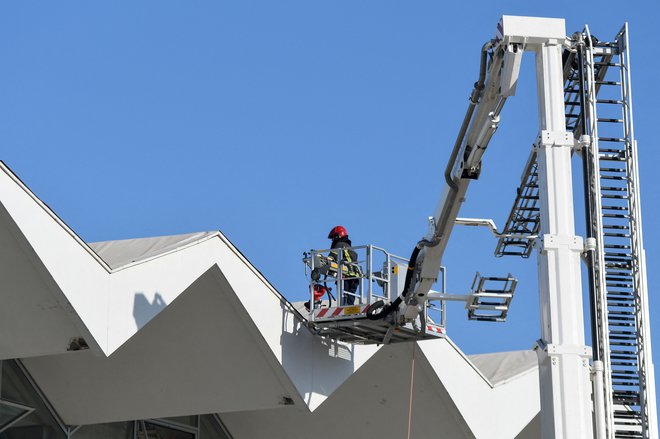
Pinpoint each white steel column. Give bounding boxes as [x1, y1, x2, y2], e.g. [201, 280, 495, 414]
[534, 42, 595, 438]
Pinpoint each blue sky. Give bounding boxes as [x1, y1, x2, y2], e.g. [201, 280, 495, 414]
[2, 0, 659, 391]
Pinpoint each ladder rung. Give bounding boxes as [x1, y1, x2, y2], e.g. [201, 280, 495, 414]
[605, 255, 633, 261]
[607, 288, 634, 294]
[609, 333, 637, 339]
[606, 268, 633, 273]
[607, 297, 635, 303]
[612, 382, 641, 388]
[609, 322, 636, 327]
[609, 310, 636, 316]
[605, 254, 632, 260]
[596, 80, 622, 85]
[604, 232, 631, 238]
[606, 278, 633, 284]
[613, 390, 640, 396]
[613, 396, 640, 403]
[603, 224, 630, 229]
[598, 118, 624, 123]
[607, 265, 633, 271]
[481, 276, 514, 282]
[607, 296, 635, 308]
[606, 276, 633, 282]
[597, 99, 623, 104]
[613, 410, 642, 418]
[605, 264, 633, 270]
[605, 265, 633, 272]
[600, 185, 628, 191]
[600, 156, 627, 162]
[601, 167, 627, 173]
[599, 137, 626, 142]
[612, 429, 644, 436]
[612, 369, 640, 376]
[607, 291, 635, 294]
[611, 360, 638, 366]
[612, 375, 640, 382]
[612, 376, 641, 383]
[613, 300, 632, 306]
[608, 305, 635, 310]
[592, 41, 618, 48]
[469, 316, 505, 322]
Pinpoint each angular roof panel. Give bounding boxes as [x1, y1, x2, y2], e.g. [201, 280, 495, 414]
[0, 161, 540, 436]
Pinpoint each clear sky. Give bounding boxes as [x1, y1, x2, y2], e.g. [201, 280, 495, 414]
[2, 0, 659, 398]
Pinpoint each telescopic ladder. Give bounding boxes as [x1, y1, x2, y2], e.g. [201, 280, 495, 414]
[497, 24, 656, 438]
[575, 25, 657, 439]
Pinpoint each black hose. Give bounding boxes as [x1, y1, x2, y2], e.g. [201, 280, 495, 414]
[575, 43, 601, 361]
[444, 40, 494, 191]
[323, 278, 335, 307]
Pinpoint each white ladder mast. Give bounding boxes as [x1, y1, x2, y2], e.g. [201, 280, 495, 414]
[393, 16, 656, 438]
[531, 19, 595, 437]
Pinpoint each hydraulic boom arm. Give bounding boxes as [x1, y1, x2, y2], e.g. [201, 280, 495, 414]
[369, 28, 523, 323]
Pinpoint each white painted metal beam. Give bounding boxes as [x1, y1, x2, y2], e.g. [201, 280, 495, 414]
[534, 42, 594, 438]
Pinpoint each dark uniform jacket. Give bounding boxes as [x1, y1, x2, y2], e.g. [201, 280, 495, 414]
[330, 236, 358, 264]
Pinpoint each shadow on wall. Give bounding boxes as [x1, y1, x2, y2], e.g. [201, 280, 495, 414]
[133, 292, 167, 330]
[279, 302, 355, 405]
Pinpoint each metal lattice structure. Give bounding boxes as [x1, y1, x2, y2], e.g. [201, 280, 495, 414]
[495, 152, 540, 258]
[577, 25, 657, 438]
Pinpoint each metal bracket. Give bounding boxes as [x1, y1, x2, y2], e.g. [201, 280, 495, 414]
[536, 130, 573, 149]
[536, 234, 584, 253]
[584, 237, 597, 253]
[574, 134, 590, 153]
[534, 339, 592, 359]
[455, 217, 537, 240]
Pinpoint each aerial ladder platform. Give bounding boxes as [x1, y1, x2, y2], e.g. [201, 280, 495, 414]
[298, 16, 656, 439]
[302, 246, 516, 344]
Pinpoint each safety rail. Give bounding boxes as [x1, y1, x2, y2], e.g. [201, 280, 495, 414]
[303, 245, 416, 317]
[302, 245, 447, 344]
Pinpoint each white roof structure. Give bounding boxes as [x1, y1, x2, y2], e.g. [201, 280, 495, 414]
[0, 161, 541, 438]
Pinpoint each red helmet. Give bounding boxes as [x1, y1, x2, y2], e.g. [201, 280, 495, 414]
[328, 225, 348, 240]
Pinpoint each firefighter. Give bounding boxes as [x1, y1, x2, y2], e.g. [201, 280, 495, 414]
[327, 226, 360, 305]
